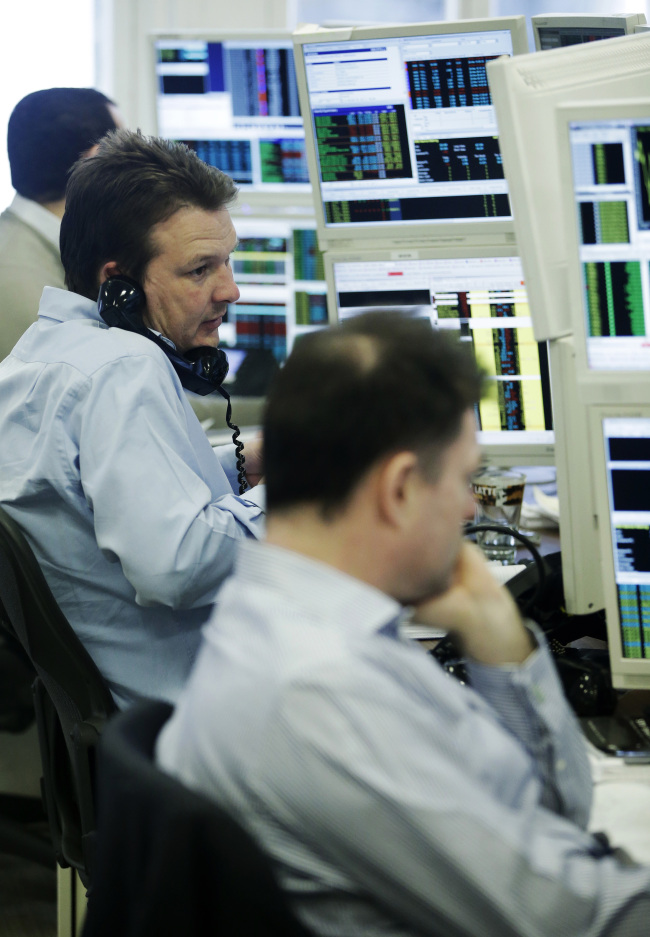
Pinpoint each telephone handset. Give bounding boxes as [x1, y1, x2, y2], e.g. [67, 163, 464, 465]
[97, 275, 248, 494]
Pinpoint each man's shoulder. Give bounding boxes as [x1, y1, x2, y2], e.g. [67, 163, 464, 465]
[0, 208, 59, 262]
[16, 303, 179, 388]
[70, 329, 177, 383]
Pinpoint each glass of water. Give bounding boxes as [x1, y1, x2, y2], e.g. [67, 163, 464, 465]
[471, 467, 526, 565]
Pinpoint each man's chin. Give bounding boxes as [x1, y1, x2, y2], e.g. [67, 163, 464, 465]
[401, 564, 458, 606]
[194, 330, 220, 350]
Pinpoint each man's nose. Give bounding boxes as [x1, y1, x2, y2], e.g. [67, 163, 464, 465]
[214, 267, 240, 304]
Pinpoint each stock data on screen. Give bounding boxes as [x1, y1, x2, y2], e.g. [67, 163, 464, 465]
[570, 118, 650, 368]
[301, 29, 515, 229]
[155, 38, 310, 190]
[333, 254, 553, 444]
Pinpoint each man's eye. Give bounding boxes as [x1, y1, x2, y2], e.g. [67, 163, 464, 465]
[191, 265, 208, 277]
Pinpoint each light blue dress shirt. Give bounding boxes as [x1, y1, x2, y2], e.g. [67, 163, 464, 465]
[157, 540, 650, 937]
[0, 287, 265, 707]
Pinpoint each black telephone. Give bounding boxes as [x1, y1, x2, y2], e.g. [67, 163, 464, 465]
[97, 275, 249, 495]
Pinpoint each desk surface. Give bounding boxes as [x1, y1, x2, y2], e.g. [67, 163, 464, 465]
[588, 748, 650, 864]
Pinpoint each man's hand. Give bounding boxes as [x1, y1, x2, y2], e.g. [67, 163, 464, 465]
[414, 542, 534, 666]
[242, 435, 264, 488]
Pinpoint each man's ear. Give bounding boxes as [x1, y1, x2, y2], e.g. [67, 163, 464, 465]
[376, 451, 420, 529]
[98, 261, 122, 285]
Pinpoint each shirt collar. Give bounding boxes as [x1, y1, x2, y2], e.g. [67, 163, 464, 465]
[235, 539, 405, 639]
[9, 193, 61, 249]
[38, 285, 104, 326]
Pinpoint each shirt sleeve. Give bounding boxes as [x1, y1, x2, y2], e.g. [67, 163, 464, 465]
[259, 654, 650, 937]
[466, 625, 592, 826]
[213, 444, 266, 513]
[70, 351, 265, 609]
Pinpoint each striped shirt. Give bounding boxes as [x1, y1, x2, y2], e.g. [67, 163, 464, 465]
[157, 539, 650, 936]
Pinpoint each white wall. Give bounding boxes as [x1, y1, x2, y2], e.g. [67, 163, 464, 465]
[0, 1, 95, 208]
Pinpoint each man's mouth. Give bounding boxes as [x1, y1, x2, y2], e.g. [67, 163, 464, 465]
[202, 315, 223, 329]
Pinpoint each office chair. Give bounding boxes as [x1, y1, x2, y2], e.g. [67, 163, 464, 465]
[0, 504, 116, 888]
[0, 627, 54, 868]
[82, 699, 314, 937]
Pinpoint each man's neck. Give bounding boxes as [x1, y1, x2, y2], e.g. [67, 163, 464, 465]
[38, 198, 65, 220]
[266, 507, 392, 596]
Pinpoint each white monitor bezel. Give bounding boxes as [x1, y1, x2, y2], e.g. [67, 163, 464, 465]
[547, 336, 603, 614]
[589, 402, 650, 690]
[149, 28, 314, 210]
[324, 244, 555, 467]
[555, 98, 650, 403]
[487, 30, 650, 343]
[292, 17, 529, 254]
[531, 13, 646, 52]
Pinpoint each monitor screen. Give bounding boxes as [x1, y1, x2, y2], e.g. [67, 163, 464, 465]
[561, 105, 650, 374]
[153, 32, 311, 197]
[220, 216, 327, 363]
[293, 18, 528, 250]
[326, 249, 554, 465]
[531, 13, 645, 52]
[488, 31, 650, 342]
[593, 409, 650, 689]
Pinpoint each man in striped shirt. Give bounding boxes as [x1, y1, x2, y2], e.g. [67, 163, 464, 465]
[158, 312, 650, 936]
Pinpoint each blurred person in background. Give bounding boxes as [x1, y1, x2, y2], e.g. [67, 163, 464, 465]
[0, 87, 121, 360]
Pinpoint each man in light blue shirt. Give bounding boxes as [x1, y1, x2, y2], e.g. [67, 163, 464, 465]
[158, 313, 650, 936]
[0, 130, 265, 707]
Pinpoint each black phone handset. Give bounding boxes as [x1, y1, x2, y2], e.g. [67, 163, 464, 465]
[97, 276, 248, 495]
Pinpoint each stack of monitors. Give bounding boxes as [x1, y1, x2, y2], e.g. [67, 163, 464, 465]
[220, 218, 327, 362]
[326, 249, 554, 465]
[487, 37, 650, 617]
[558, 100, 650, 688]
[153, 32, 311, 197]
[532, 13, 646, 51]
[292, 17, 529, 249]
[292, 17, 560, 468]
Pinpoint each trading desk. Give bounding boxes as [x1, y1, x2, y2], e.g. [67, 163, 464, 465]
[588, 729, 650, 865]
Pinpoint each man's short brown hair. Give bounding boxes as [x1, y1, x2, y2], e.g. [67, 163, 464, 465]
[60, 129, 238, 300]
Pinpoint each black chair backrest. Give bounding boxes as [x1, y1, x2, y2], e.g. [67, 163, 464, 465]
[0, 505, 116, 884]
[82, 700, 314, 937]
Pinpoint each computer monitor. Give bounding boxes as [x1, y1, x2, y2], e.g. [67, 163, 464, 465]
[292, 17, 529, 252]
[589, 404, 650, 689]
[151, 30, 312, 208]
[555, 100, 650, 389]
[532, 13, 646, 51]
[325, 247, 554, 466]
[220, 216, 327, 362]
[488, 30, 650, 342]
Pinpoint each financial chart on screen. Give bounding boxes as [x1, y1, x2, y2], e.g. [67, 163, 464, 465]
[596, 413, 650, 686]
[487, 31, 650, 342]
[293, 19, 527, 247]
[154, 34, 310, 193]
[566, 114, 650, 370]
[328, 251, 553, 462]
[220, 218, 327, 361]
